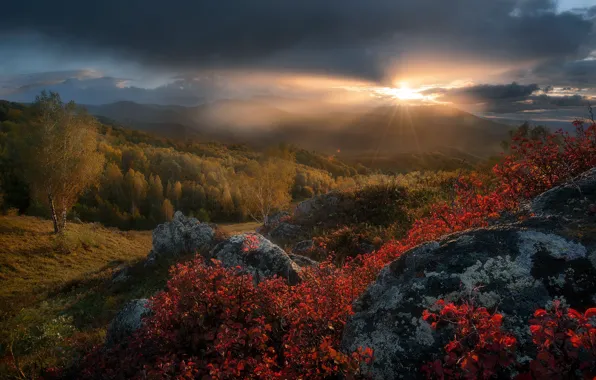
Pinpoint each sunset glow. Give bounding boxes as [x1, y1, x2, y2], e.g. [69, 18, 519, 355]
[372, 82, 435, 103]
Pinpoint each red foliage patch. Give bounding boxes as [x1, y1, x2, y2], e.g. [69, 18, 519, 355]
[422, 301, 517, 379]
[81, 121, 596, 379]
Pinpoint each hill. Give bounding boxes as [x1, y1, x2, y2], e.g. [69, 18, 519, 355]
[87, 99, 510, 168]
[0, 215, 152, 375]
[0, 99, 372, 230]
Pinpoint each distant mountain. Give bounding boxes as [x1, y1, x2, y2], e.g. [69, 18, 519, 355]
[87, 99, 511, 163]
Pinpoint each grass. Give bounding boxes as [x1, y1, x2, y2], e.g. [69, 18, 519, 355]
[0, 215, 156, 378]
[0, 215, 262, 378]
[219, 221, 261, 234]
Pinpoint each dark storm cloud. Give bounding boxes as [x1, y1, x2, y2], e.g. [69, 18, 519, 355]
[528, 59, 596, 87]
[0, 1, 594, 81]
[481, 93, 595, 113]
[423, 83, 541, 103]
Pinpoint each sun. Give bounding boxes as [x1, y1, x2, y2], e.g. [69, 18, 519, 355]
[375, 82, 427, 101]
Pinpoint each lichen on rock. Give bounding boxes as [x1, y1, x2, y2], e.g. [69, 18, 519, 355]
[105, 299, 151, 347]
[209, 233, 302, 285]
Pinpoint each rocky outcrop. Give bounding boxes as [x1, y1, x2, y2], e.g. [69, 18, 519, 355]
[268, 222, 304, 243]
[531, 167, 596, 218]
[147, 211, 214, 263]
[294, 192, 340, 221]
[209, 233, 302, 285]
[265, 211, 290, 227]
[288, 253, 318, 267]
[342, 168, 596, 379]
[105, 299, 151, 347]
[292, 240, 315, 255]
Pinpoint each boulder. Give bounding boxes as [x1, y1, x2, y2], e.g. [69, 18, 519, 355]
[294, 192, 340, 220]
[209, 233, 302, 285]
[531, 167, 596, 218]
[111, 266, 130, 285]
[288, 253, 318, 268]
[106, 299, 151, 347]
[342, 168, 596, 379]
[268, 222, 303, 243]
[265, 211, 290, 227]
[292, 240, 315, 255]
[150, 211, 214, 261]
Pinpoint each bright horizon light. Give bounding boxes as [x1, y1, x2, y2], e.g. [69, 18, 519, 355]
[373, 82, 433, 102]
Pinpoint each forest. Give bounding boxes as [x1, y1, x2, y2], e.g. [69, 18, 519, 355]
[0, 95, 384, 230]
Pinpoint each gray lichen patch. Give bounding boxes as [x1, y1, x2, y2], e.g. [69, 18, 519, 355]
[518, 230, 587, 261]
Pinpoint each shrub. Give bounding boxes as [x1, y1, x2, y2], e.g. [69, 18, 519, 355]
[422, 301, 518, 379]
[422, 300, 596, 379]
[80, 258, 372, 379]
[80, 120, 596, 379]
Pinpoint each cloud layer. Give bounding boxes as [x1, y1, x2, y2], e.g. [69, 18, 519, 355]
[1, 0, 595, 82]
[0, 0, 595, 129]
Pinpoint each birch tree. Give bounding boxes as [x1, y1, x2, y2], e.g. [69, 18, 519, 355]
[238, 159, 295, 223]
[24, 91, 104, 233]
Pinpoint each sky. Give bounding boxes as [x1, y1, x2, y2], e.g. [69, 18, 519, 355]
[0, 0, 595, 125]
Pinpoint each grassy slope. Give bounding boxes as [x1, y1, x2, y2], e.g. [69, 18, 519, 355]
[0, 215, 258, 377]
[0, 215, 156, 377]
[219, 221, 261, 234]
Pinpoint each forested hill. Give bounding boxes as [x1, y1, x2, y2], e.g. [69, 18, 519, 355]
[86, 100, 510, 168]
[1, 99, 385, 229]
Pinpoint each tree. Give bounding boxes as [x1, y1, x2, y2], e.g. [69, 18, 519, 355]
[23, 91, 104, 233]
[124, 169, 148, 215]
[238, 159, 295, 223]
[148, 174, 164, 220]
[166, 180, 182, 209]
[161, 198, 174, 221]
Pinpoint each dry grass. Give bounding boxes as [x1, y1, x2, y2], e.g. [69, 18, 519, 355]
[219, 221, 261, 234]
[0, 216, 264, 378]
[0, 215, 154, 378]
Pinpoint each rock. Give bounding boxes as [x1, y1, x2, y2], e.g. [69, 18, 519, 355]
[209, 233, 302, 285]
[265, 211, 290, 227]
[358, 241, 376, 254]
[532, 167, 596, 219]
[289, 253, 318, 267]
[342, 167, 596, 379]
[292, 240, 315, 255]
[294, 192, 340, 220]
[268, 222, 303, 243]
[106, 299, 151, 347]
[111, 266, 130, 284]
[150, 211, 215, 261]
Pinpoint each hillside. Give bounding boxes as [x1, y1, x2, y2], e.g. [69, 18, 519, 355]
[74, 121, 596, 379]
[0, 216, 152, 374]
[0, 99, 372, 230]
[0, 94, 595, 378]
[87, 99, 510, 165]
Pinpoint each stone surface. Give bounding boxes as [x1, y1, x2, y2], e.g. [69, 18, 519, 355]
[265, 211, 290, 227]
[288, 253, 318, 267]
[532, 167, 596, 219]
[111, 266, 130, 285]
[294, 192, 340, 220]
[292, 240, 315, 255]
[342, 168, 596, 379]
[268, 222, 304, 243]
[149, 211, 214, 261]
[209, 233, 302, 285]
[106, 299, 151, 347]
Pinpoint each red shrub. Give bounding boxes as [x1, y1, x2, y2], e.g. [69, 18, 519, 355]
[495, 122, 596, 200]
[422, 301, 517, 379]
[526, 300, 596, 379]
[81, 121, 596, 379]
[80, 258, 372, 379]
